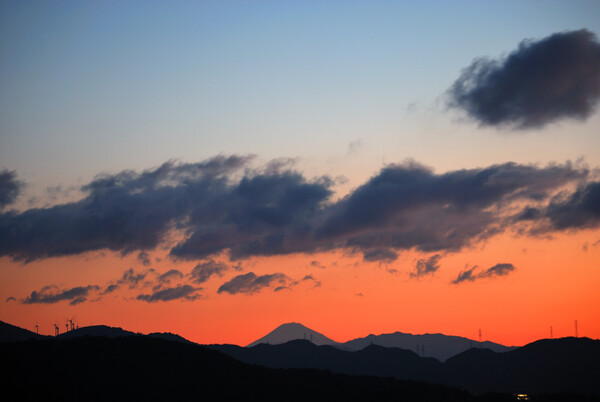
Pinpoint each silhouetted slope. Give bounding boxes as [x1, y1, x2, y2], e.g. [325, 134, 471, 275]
[343, 331, 515, 361]
[55, 324, 137, 339]
[214, 339, 443, 382]
[213, 337, 600, 397]
[148, 331, 193, 343]
[444, 337, 600, 396]
[0, 320, 47, 342]
[1, 336, 475, 402]
[246, 322, 339, 347]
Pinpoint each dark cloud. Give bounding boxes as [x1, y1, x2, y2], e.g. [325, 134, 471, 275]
[362, 248, 398, 263]
[6, 296, 16, 302]
[410, 254, 441, 278]
[0, 157, 594, 264]
[544, 181, 600, 230]
[137, 251, 151, 267]
[447, 29, 600, 130]
[190, 260, 228, 284]
[302, 274, 321, 288]
[217, 272, 290, 295]
[0, 156, 253, 261]
[483, 263, 515, 277]
[118, 268, 152, 289]
[153, 269, 184, 290]
[452, 263, 516, 284]
[317, 161, 586, 254]
[0, 169, 22, 209]
[100, 268, 153, 295]
[169, 169, 333, 260]
[22, 285, 99, 304]
[451, 267, 477, 284]
[101, 284, 119, 295]
[310, 261, 326, 269]
[136, 285, 201, 303]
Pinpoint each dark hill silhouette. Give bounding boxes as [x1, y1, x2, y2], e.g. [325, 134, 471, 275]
[1, 335, 479, 402]
[148, 331, 193, 343]
[444, 337, 600, 396]
[55, 324, 137, 339]
[342, 331, 515, 361]
[0, 320, 47, 342]
[212, 337, 600, 397]
[213, 339, 443, 382]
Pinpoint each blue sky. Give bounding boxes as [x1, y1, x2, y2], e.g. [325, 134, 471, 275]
[2, 1, 599, 203]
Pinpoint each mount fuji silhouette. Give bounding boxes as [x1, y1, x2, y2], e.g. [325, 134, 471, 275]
[246, 322, 338, 347]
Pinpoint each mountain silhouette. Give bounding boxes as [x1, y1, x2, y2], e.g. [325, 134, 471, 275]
[443, 337, 600, 396]
[3, 320, 599, 399]
[0, 320, 47, 342]
[212, 337, 600, 397]
[2, 334, 478, 402]
[342, 331, 515, 361]
[55, 324, 138, 339]
[246, 322, 339, 347]
[213, 339, 443, 382]
[246, 322, 515, 361]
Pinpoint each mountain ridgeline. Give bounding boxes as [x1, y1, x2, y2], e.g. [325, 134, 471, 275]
[246, 322, 515, 361]
[2, 320, 599, 400]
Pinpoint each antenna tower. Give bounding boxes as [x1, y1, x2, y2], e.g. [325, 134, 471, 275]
[478, 328, 482, 343]
[35, 323, 39, 335]
[575, 320, 578, 338]
[550, 326, 553, 339]
[54, 324, 59, 336]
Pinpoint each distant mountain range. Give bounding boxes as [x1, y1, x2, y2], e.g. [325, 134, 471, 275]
[245, 322, 515, 361]
[2, 320, 599, 398]
[211, 337, 600, 396]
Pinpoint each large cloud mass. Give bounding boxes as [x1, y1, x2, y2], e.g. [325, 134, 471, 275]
[448, 29, 600, 129]
[0, 157, 596, 263]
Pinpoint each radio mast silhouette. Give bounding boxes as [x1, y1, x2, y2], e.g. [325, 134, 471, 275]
[54, 323, 59, 336]
[478, 328, 482, 343]
[69, 319, 74, 331]
[35, 323, 38, 335]
[550, 325, 553, 339]
[575, 320, 578, 338]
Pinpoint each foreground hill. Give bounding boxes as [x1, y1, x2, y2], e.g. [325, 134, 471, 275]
[212, 337, 600, 397]
[3, 335, 481, 402]
[444, 337, 600, 396]
[0, 320, 47, 342]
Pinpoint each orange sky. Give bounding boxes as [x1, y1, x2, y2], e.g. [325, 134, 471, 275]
[2, 228, 598, 347]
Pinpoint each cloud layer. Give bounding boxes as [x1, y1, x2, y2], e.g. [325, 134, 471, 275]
[0, 157, 596, 265]
[448, 29, 600, 129]
[217, 272, 291, 295]
[452, 263, 516, 284]
[0, 169, 22, 209]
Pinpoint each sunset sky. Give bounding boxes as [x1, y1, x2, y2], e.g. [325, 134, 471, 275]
[1, 1, 599, 347]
